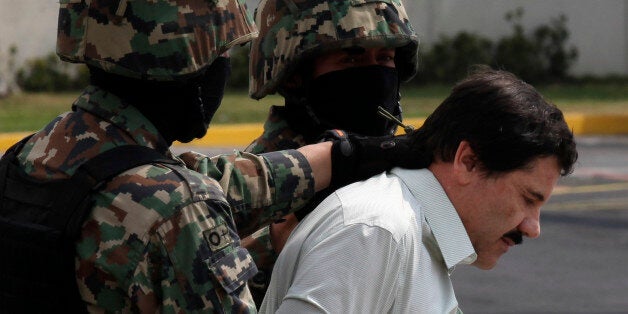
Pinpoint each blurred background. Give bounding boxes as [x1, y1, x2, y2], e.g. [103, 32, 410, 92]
[1, 1, 627, 313]
[1, 0, 627, 96]
[1, 0, 627, 130]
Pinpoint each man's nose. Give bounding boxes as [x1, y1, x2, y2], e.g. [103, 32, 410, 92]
[519, 214, 541, 239]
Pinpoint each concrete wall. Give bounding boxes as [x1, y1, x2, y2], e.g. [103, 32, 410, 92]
[1, 0, 626, 78]
[0, 0, 58, 73]
[0, 0, 58, 93]
[405, 0, 628, 76]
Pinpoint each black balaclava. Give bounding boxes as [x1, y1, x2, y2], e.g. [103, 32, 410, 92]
[88, 57, 231, 145]
[284, 65, 401, 143]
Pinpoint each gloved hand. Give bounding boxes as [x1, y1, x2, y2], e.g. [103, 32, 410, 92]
[321, 129, 432, 190]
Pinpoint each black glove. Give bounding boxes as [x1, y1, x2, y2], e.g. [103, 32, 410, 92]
[321, 129, 432, 191]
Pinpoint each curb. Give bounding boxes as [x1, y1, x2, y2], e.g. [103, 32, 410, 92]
[2, 114, 628, 151]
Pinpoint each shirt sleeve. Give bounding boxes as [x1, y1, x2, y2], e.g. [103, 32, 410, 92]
[276, 224, 406, 313]
[177, 150, 315, 238]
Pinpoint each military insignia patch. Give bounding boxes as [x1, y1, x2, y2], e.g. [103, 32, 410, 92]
[203, 224, 233, 252]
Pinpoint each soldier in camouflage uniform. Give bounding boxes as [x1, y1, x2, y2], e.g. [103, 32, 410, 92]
[241, 0, 420, 305]
[7, 0, 337, 312]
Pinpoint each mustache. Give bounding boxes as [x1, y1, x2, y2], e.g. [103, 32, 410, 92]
[503, 230, 523, 245]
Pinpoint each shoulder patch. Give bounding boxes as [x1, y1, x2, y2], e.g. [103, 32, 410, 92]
[203, 223, 233, 252]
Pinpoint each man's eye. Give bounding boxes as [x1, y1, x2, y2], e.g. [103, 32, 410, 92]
[341, 57, 357, 63]
[523, 196, 535, 206]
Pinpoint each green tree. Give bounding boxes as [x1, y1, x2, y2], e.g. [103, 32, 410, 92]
[227, 43, 250, 90]
[414, 7, 579, 85]
[493, 8, 545, 82]
[533, 14, 578, 81]
[419, 32, 493, 84]
[494, 8, 577, 83]
[16, 53, 88, 92]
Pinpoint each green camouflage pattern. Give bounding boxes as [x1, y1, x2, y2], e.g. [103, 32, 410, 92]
[57, 0, 257, 80]
[16, 85, 315, 312]
[241, 105, 310, 305]
[178, 148, 314, 237]
[241, 225, 275, 295]
[245, 106, 309, 153]
[249, 0, 419, 99]
[75, 162, 257, 312]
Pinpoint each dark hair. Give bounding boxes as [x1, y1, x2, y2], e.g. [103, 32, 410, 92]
[419, 65, 577, 176]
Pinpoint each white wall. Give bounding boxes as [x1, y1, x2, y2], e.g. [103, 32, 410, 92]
[0, 0, 58, 93]
[407, 0, 628, 76]
[1, 0, 626, 78]
[0, 0, 59, 71]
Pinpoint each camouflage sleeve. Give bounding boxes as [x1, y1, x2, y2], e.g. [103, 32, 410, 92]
[178, 150, 315, 238]
[241, 226, 276, 306]
[241, 227, 275, 270]
[77, 167, 258, 312]
[148, 200, 257, 313]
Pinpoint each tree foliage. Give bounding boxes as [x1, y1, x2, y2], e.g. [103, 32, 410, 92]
[16, 53, 88, 92]
[416, 8, 578, 85]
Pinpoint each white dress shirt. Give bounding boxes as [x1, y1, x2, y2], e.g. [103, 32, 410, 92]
[259, 168, 477, 314]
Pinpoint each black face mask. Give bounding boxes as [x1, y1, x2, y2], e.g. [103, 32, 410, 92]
[89, 57, 231, 145]
[304, 65, 400, 137]
[172, 56, 231, 143]
[197, 56, 231, 129]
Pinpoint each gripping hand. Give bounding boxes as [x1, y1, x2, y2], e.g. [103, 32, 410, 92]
[321, 129, 431, 190]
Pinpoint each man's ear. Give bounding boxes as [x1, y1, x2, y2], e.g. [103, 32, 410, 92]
[453, 140, 478, 185]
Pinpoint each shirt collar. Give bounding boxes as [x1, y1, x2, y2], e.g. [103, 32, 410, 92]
[392, 168, 477, 272]
[72, 85, 170, 154]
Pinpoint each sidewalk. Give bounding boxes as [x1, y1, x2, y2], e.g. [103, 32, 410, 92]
[2, 113, 628, 151]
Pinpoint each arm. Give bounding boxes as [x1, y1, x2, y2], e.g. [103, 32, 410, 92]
[180, 129, 429, 238]
[136, 200, 256, 313]
[295, 142, 331, 192]
[79, 173, 257, 312]
[177, 142, 332, 238]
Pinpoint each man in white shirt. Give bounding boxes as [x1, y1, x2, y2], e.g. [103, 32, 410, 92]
[260, 67, 579, 313]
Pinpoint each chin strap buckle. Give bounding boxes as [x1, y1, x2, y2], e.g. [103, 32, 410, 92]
[377, 106, 415, 134]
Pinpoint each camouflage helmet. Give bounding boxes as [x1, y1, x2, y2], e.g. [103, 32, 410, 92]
[57, 0, 258, 81]
[249, 0, 419, 100]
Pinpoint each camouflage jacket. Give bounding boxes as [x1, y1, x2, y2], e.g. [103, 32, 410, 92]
[241, 106, 308, 305]
[16, 87, 314, 312]
[245, 106, 308, 154]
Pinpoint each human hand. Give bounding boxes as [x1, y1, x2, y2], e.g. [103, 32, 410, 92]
[322, 129, 431, 189]
[269, 214, 299, 253]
